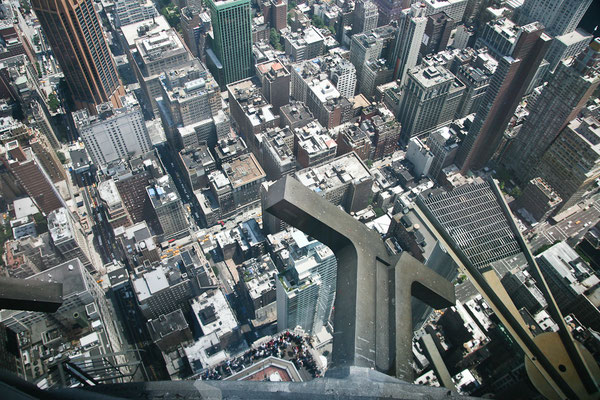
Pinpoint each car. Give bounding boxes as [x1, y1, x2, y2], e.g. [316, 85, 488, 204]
[576, 220, 582, 224]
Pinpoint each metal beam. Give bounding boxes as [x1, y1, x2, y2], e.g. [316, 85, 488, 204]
[0, 276, 62, 313]
[264, 176, 455, 380]
[420, 333, 456, 391]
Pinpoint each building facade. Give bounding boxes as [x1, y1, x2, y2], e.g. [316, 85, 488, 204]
[206, 0, 253, 86]
[32, 0, 124, 112]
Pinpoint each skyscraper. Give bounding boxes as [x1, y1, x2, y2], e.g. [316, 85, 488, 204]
[353, 0, 379, 35]
[456, 23, 551, 173]
[534, 116, 600, 213]
[397, 64, 465, 141]
[373, 0, 411, 25]
[516, 0, 592, 37]
[275, 230, 337, 335]
[32, 0, 124, 113]
[391, 3, 427, 85]
[206, 0, 253, 86]
[73, 95, 152, 168]
[506, 39, 600, 179]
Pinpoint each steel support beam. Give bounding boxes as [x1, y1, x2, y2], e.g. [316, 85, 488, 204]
[0, 276, 62, 313]
[264, 176, 455, 380]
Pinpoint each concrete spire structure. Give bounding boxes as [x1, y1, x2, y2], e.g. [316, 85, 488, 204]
[31, 0, 125, 113]
[456, 22, 551, 173]
[508, 38, 600, 180]
[206, 0, 253, 87]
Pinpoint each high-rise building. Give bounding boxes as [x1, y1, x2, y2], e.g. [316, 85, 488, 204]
[283, 27, 325, 63]
[456, 23, 551, 173]
[0, 141, 63, 215]
[275, 229, 337, 335]
[537, 242, 600, 332]
[391, 4, 428, 85]
[113, 0, 158, 27]
[262, 0, 287, 32]
[353, 0, 379, 35]
[545, 29, 592, 74]
[350, 25, 398, 92]
[516, 0, 592, 37]
[534, 116, 600, 213]
[417, 180, 522, 270]
[157, 61, 222, 149]
[98, 179, 133, 229]
[206, 0, 253, 86]
[256, 59, 291, 113]
[294, 152, 373, 213]
[132, 264, 196, 319]
[0, 258, 124, 386]
[73, 95, 152, 168]
[421, 0, 467, 22]
[147, 175, 189, 239]
[397, 64, 465, 141]
[420, 12, 453, 57]
[507, 39, 600, 179]
[373, 0, 411, 25]
[31, 0, 124, 113]
[122, 18, 192, 115]
[48, 207, 94, 272]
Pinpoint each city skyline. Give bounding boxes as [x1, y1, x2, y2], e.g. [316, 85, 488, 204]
[0, 0, 599, 397]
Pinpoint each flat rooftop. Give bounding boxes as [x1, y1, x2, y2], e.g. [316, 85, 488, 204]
[29, 258, 87, 298]
[223, 153, 265, 189]
[121, 15, 171, 48]
[295, 152, 372, 192]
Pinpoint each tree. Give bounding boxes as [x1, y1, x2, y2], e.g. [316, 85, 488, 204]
[270, 28, 283, 51]
[48, 93, 60, 113]
[161, 5, 181, 30]
[312, 15, 325, 29]
[33, 213, 48, 234]
[56, 151, 66, 164]
[289, 0, 297, 10]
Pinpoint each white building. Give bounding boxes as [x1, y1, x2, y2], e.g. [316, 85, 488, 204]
[73, 95, 152, 167]
[114, 0, 158, 27]
[392, 3, 428, 85]
[517, 0, 592, 37]
[276, 230, 337, 335]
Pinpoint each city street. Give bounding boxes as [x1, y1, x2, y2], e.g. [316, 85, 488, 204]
[527, 196, 600, 252]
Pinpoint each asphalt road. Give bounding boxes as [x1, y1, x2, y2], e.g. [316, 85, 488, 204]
[528, 197, 600, 252]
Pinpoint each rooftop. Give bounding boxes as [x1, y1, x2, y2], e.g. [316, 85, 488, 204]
[120, 15, 171, 47]
[538, 242, 600, 296]
[295, 121, 336, 155]
[132, 267, 170, 302]
[148, 309, 190, 343]
[180, 145, 215, 171]
[48, 208, 74, 244]
[72, 95, 141, 130]
[223, 153, 265, 189]
[147, 175, 180, 208]
[98, 179, 123, 207]
[191, 289, 238, 338]
[13, 197, 38, 219]
[295, 152, 372, 193]
[285, 26, 324, 47]
[28, 258, 87, 298]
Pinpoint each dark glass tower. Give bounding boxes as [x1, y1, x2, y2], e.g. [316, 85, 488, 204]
[206, 0, 253, 86]
[32, 0, 124, 113]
